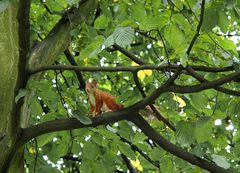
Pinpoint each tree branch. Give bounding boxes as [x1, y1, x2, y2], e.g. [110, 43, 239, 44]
[157, 28, 169, 59]
[12, 0, 31, 137]
[133, 72, 176, 131]
[29, 64, 235, 75]
[168, 70, 240, 93]
[190, 65, 234, 72]
[131, 115, 232, 173]
[186, 67, 240, 96]
[186, 0, 205, 55]
[29, 64, 171, 75]
[64, 49, 86, 90]
[113, 44, 149, 65]
[20, 111, 128, 145]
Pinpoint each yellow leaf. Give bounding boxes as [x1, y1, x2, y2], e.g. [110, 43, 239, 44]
[130, 159, 143, 171]
[157, 41, 163, 47]
[143, 69, 152, 76]
[29, 147, 36, 155]
[137, 70, 146, 80]
[173, 95, 186, 108]
[131, 61, 139, 66]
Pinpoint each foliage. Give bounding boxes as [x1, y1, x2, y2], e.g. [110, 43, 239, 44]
[17, 0, 240, 172]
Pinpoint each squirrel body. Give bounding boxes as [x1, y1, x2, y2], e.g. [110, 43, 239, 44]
[86, 80, 123, 117]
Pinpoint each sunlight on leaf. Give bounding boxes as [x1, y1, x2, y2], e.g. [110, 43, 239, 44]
[28, 147, 36, 155]
[144, 69, 152, 76]
[130, 159, 143, 171]
[137, 70, 146, 80]
[131, 61, 152, 80]
[173, 94, 186, 108]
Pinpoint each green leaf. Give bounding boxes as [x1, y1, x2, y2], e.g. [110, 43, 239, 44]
[202, 7, 218, 32]
[190, 93, 208, 110]
[81, 36, 104, 58]
[83, 142, 99, 160]
[130, 3, 146, 22]
[37, 132, 57, 147]
[94, 15, 109, 29]
[70, 28, 80, 37]
[211, 154, 230, 169]
[72, 110, 92, 125]
[30, 98, 43, 116]
[165, 23, 187, 51]
[149, 147, 166, 161]
[106, 125, 117, 133]
[176, 121, 195, 147]
[56, 143, 68, 157]
[118, 142, 136, 159]
[133, 133, 147, 144]
[103, 27, 134, 48]
[160, 156, 174, 173]
[92, 162, 109, 173]
[180, 53, 188, 67]
[195, 117, 213, 143]
[218, 11, 229, 33]
[139, 16, 161, 30]
[15, 88, 27, 103]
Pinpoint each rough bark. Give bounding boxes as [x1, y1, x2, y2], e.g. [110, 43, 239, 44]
[0, 2, 22, 173]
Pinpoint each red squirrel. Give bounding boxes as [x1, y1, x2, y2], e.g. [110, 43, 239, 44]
[85, 80, 124, 117]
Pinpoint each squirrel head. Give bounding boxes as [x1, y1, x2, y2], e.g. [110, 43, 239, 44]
[85, 80, 97, 93]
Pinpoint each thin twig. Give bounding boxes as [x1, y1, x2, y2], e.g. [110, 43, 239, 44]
[33, 138, 38, 173]
[157, 28, 169, 59]
[121, 154, 137, 173]
[186, 0, 205, 55]
[64, 49, 86, 90]
[118, 133, 160, 169]
[113, 44, 149, 65]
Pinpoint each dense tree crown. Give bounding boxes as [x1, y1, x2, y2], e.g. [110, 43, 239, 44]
[0, 0, 240, 173]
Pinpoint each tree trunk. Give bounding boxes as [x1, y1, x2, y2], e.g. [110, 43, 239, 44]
[0, 2, 24, 173]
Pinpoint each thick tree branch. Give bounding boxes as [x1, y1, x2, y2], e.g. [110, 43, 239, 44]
[20, 111, 128, 145]
[27, 0, 98, 70]
[29, 64, 171, 74]
[131, 115, 232, 173]
[29, 64, 235, 75]
[186, 67, 240, 96]
[186, 0, 205, 55]
[12, 0, 31, 137]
